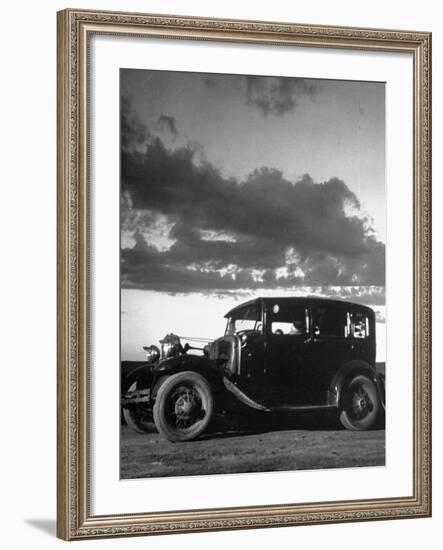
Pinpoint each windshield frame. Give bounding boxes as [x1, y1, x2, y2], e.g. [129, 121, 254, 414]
[224, 302, 263, 335]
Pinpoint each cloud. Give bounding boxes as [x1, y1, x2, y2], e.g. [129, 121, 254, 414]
[201, 73, 319, 117]
[121, 96, 149, 150]
[120, 106, 385, 295]
[375, 309, 386, 323]
[157, 114, 177, 136]
[245, 76, 318, 116]
[322, 286, 386, 306]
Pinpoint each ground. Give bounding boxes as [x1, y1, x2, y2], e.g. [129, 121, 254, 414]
[120, 411, 385, 479]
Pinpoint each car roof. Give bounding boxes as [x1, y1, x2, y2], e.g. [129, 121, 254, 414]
[224, 296, 374, 318]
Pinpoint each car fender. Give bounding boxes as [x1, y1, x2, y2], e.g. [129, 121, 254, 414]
[121, 363, 155, 394]
[328, 360, 385, 408]
[152, 354, 224, 392]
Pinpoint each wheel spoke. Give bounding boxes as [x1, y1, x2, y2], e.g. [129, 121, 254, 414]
[154, 374, 213, 441]
[164, 384, 205, 430]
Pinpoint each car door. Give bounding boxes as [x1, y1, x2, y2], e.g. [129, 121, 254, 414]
[302, 303, 350, 403]
[260, 301, 310, 406]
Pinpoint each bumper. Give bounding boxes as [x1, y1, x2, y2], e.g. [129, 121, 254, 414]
[121, 388, 151, 406]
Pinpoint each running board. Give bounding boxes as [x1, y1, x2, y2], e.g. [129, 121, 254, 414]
[272, 404, 337, 412]
[223, 377, 270, 412]
[223, 378, 338, 413]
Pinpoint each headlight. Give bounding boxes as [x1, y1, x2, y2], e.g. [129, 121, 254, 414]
[144, 345, 160, 364]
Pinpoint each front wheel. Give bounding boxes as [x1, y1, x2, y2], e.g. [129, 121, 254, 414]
[153, 371, 214, 442]
[339, 374, 381, 431]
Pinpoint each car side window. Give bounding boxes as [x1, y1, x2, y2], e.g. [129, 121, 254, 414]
[312, 306, 347, 338]
[348, 312, 370, 339]
[269, 303, 306, 336]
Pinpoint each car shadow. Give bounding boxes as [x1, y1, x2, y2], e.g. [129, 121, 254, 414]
[200, 409, 343, 441]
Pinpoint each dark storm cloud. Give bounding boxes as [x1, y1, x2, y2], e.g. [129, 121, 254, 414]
[167, 221, 286, 269]
[157, 114, 177, 136]
[122, 138, 378, 259]
[121, 244, 257, 293]
[121, 96, 149, 150]
[120, 107, 385, 293]
[201, 74, 319, 116]
[245, 76, 318, 116]
[122, 231, 385, 295]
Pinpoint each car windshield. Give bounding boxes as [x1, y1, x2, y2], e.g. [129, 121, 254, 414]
[225, 304, 262, 335]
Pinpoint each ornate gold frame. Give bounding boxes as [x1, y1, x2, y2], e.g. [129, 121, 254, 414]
[57, 8, 432, 540]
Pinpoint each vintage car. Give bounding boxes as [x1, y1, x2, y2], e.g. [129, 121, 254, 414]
[122, 297, 385, 442]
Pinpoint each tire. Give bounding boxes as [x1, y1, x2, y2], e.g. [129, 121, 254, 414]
[153, 371, 214, 442]
[339, 374, 381, 431]
[122, 381, 156, 434]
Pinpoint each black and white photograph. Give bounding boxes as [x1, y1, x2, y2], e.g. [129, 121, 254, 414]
[120, 68, 386, 480]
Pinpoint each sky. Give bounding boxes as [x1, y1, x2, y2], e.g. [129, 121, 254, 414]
[120, 69, 386, 361]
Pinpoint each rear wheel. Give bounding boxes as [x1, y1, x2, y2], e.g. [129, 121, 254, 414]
[339, 374, 381, 431]
[153, 371, 213, 442]
[123, 381, 156, 434]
